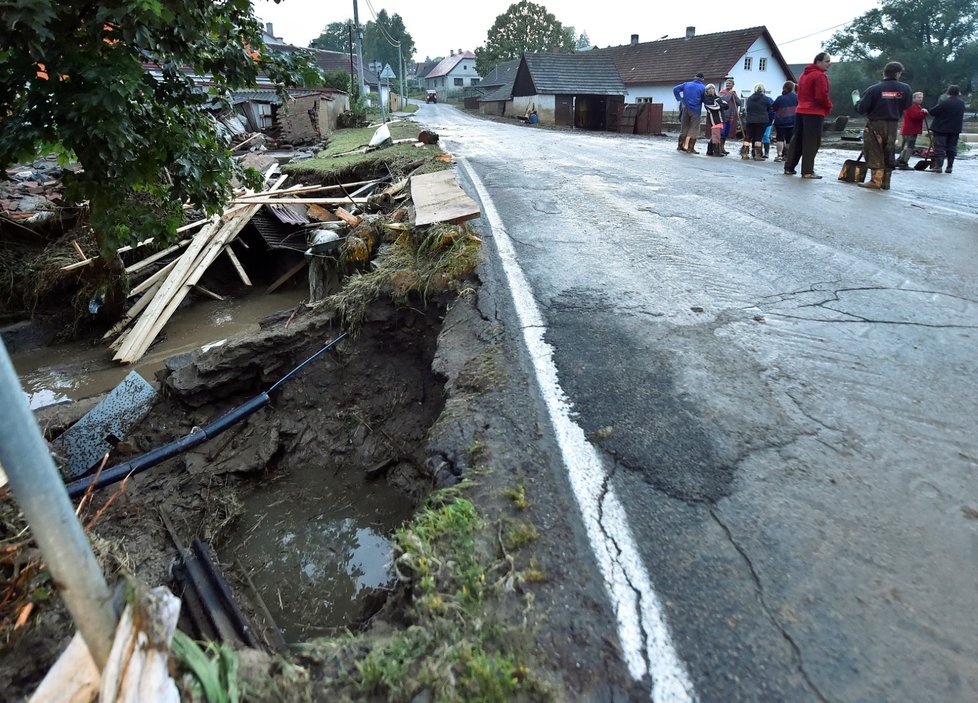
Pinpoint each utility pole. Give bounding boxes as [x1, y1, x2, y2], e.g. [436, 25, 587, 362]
[398, 43, 405, 104]
[352, 0, 367, 98]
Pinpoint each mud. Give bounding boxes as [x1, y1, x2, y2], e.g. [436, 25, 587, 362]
[1, 294, 449, 699]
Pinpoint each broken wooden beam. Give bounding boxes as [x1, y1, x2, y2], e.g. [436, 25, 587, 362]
[334, 207, 361, 227]
[265, 259, 307, 294]
[223, 245, 252, 286]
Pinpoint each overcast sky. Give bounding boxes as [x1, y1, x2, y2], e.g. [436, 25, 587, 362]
[255, 0, 881, 65]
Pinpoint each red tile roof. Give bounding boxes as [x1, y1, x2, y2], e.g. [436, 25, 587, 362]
[594, 26, 794, 85]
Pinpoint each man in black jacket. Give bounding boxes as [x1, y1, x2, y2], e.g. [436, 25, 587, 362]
[928, 85, 966, 174]
[854, 61, 912, 190]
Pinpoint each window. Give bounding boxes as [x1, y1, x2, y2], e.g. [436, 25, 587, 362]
[470, 78, 480, 85]
[454, 77, 463, 86]
[759, 57, 767, 71]
[743, 57, 752, 70]
[637, 97, 654, 103]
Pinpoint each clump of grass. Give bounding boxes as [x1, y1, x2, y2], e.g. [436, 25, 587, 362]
[325, 223, 481, 335]
[279, 484, 552, 702]
[502, 519, 539, 552]
[503, 484, 527, 510]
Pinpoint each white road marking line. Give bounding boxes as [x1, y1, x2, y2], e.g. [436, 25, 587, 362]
[458, 158, 697, 703]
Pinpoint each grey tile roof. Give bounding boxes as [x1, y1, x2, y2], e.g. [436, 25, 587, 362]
[480, 84, 513, 102]
[593, 27, 794, 85]
[518, 53, 626, 96]
[479, 59, 520, 89]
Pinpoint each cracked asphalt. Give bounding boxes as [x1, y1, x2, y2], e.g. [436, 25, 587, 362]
[414, 103, 978, 702]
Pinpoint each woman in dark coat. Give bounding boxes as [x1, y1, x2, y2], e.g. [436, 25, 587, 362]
[928, 85, 966, 174]
[743, 83, 775, 160]
[772, 81, 797, 162]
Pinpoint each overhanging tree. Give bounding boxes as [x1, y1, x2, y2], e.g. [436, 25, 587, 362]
[0, 0, 315, 288]
[825, 0, 978, 103]
[475, 1, 575, 77]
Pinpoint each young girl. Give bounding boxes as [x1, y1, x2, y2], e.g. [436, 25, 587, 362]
[702, 84, 728, 156]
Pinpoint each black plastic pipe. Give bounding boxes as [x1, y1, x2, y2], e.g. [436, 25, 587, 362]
[66, 332, 346, 499]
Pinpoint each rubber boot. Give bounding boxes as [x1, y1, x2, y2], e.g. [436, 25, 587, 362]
[720, 138, 729, 155]
[774, 141, 784, 162]
[881, 169, 892, 190]
[740, 142, 750, 160]
[706, 142, 715, 156]
[762, 143, 770, 159]
[896, 145, 910, 169]
[678, 134, 686, 152]
[946, 154, 954, 174]
[688, 139, 700, 155]
[752, 144, 764, 161]
[930, 156, 944, 173]
[859, 169, 885, 189]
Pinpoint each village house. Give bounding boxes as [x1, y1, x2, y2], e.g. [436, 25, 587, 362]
[510, 52, 626, 130]
[476, 59, 520, 116]
[423, 50, 481, 98]
[593, 26, 795, 107]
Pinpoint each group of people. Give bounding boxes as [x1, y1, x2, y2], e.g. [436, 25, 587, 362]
[673, 53, 967, 190]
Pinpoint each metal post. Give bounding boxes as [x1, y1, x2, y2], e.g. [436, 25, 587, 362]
[0, 341, 116, 668]
[352, 0, 367, 98]
[398, 43, 405, 107]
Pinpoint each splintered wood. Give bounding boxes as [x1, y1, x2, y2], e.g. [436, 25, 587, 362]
[110, 169, 285, 364]
[410, 170, 481, 227]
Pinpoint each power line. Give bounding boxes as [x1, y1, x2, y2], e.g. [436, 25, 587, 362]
[364, 0, 401, 48]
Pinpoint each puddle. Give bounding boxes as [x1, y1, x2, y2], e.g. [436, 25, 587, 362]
[11, 286, 305, 409]
[226, 462, 414, 642]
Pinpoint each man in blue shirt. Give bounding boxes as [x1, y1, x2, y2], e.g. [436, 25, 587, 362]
[674, 72, 707, 153]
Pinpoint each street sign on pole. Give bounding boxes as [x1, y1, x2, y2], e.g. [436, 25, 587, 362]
[380, 64, 396, 79]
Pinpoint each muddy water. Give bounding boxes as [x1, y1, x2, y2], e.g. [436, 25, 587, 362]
[11, 287, 305, 409]
[226, 462, 413, 642]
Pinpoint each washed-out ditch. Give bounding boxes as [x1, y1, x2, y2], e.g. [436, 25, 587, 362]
[4, 278, 470, 696]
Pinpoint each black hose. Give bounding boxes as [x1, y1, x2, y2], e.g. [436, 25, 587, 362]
[66, 333, 346, 499]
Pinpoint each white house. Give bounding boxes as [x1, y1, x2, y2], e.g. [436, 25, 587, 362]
[423, 50, 481, 97]
[594, 26, 795, 107]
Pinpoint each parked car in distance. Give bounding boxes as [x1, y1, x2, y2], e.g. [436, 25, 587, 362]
[425, 90, 437, 104]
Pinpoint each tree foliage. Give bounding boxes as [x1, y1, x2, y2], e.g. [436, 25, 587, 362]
[310, 21, 353, 52]
[475, 1, 575, 76]
[0, 0, 315, 262]
[825, 0, 978, 103]
[362, 10, 415, 76]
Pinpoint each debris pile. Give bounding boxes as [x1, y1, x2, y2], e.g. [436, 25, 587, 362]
[1, 158, 77, 224]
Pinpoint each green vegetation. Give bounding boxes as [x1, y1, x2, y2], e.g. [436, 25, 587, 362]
[475, 1, 575, 76]
[826, 0, 978, 104]
[279, 486, 552, 702]
[0, 1, 317, 266]
[172, 630, 241, 703]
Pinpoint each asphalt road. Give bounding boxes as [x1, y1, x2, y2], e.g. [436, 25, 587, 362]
[413, 103, 978, 702]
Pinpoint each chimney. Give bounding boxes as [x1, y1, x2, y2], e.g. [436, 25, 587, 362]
[450, 49, 455, 57]
[458, 48, 463, 55]
[265, 22, 273, 36]
[631, 34, 639, 46]
[685, 26, 695, 39]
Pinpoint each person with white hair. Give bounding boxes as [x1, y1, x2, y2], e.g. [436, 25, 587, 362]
[743, 83, 775, 161]
[895, 91, 927, 169]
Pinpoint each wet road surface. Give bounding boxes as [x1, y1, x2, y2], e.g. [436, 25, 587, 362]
[414, 103, 978, 702]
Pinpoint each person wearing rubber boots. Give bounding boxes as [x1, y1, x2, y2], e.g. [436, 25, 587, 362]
[674, 72, 707, 153]
[928, 85, 966, 174]
[895, 92, 927, 169]
[854, 61, 912, 190]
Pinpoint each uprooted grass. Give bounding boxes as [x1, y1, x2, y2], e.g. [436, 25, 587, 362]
[284, 119, 448, 181]
[326, 223, 481, 334]
[263, 482, 553, 702]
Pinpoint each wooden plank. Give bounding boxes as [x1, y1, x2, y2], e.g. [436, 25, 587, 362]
[223, 246, 252, 286]
[265, 260, 307, 294]
[128, 259, 177, 299]
[193, 285, 224, 301]
[229, 197, 370, 206]
[114, 176, 287, 363]
[106, 277, 166, 344]
[71, 240, 87, 261]
[410, 170, 481, 227]
[334, 207, 361, 227]
[125, 239, 191, 275]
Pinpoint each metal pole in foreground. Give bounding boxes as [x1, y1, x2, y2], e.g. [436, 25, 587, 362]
[0, 341, 116, 668]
